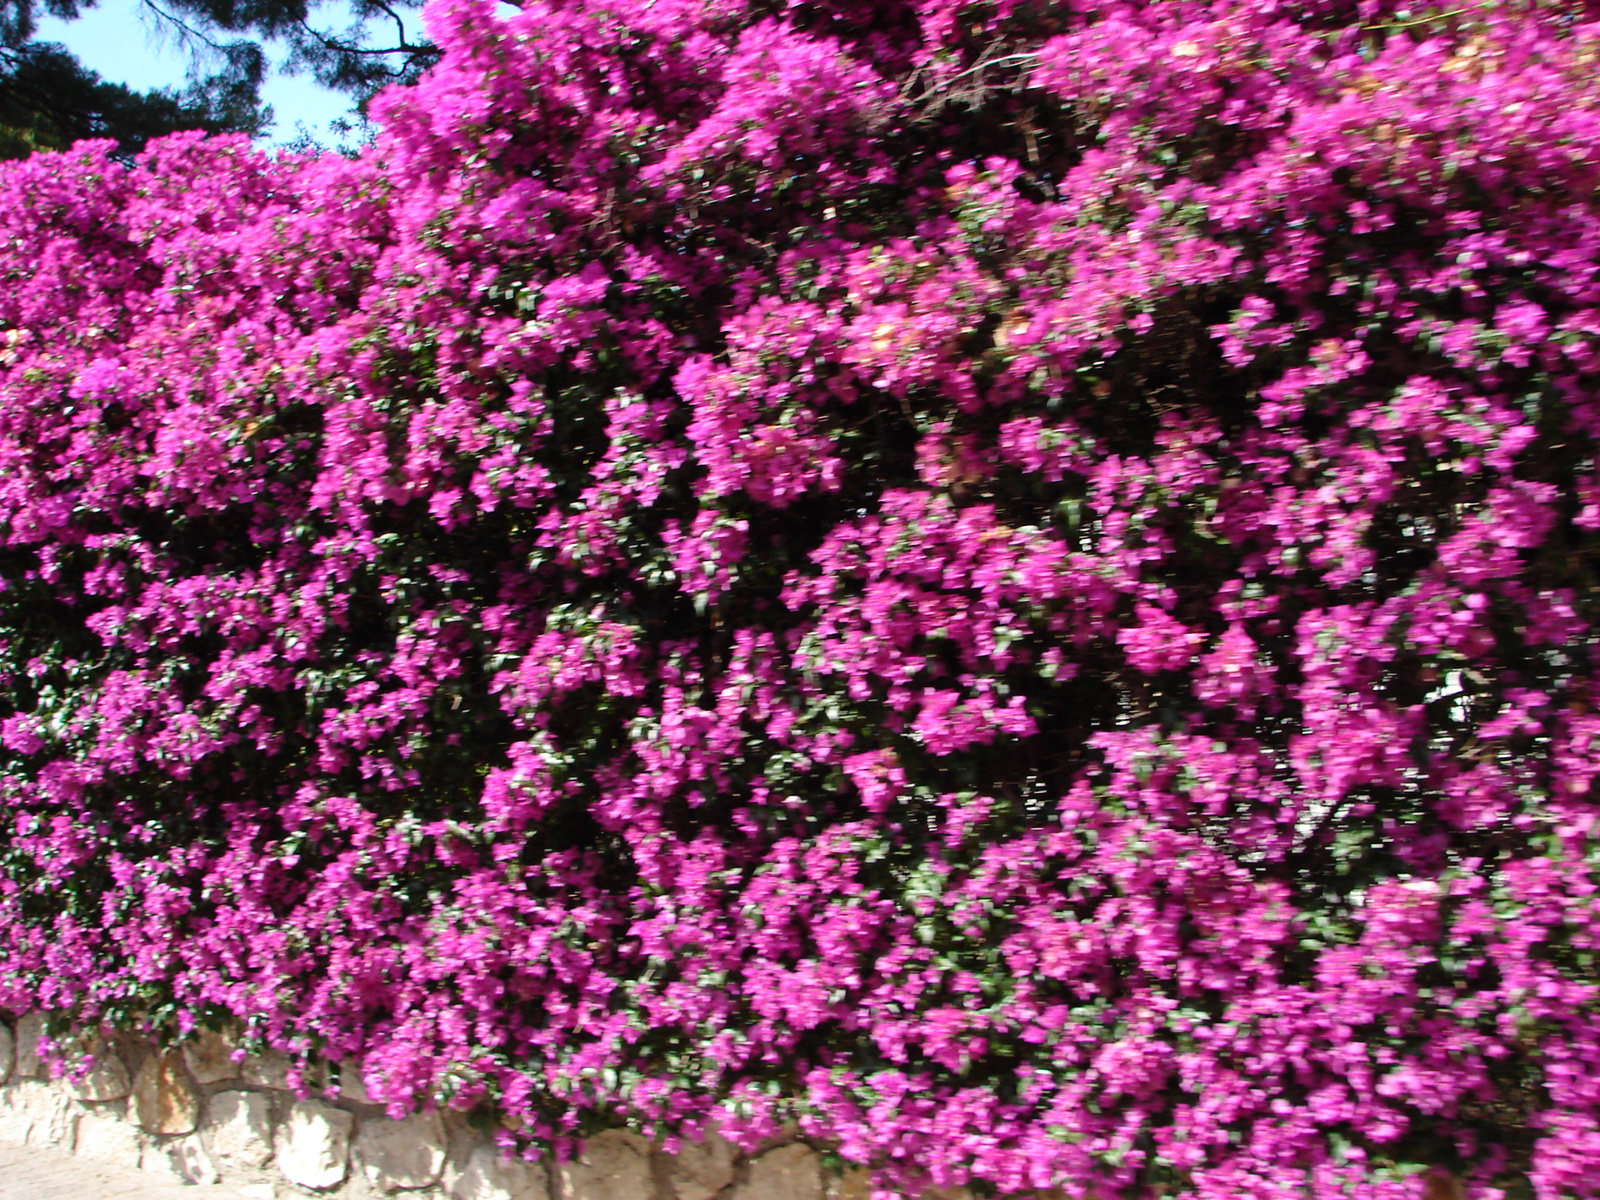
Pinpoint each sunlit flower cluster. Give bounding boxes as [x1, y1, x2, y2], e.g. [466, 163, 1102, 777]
[3, 2, 1600, 1196]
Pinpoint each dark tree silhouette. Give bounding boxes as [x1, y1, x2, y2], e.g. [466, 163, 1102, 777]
[0, 0, 437, 159]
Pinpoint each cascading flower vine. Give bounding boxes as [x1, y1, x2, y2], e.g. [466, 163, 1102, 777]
[3, 1, 1600, 1197]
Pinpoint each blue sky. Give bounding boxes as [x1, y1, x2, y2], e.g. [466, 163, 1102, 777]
[35, 0, 374, 150]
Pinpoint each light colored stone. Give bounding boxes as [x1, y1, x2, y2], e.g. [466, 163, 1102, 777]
[559, 1129, 653, 1200]
[132, 1049, 200, 1135]
[0, 1022, 13, 1085]
[144, 1132, 221, 1185]
[337, 1057, 371, 1103]
[733, 1144, 824, 1200]
[243, 1049, 293, 1090]
[0, 1079, 78, 1147]
[14, 1012, 44, 1078]
[355, 1108, 447, 1192]
[828, 1167, 874, 1200]
[239, 1186, 279, 1200]
[72, 1108, 143, 1170]
[0, 1082, 31, 1144]
[69, 1037, 131, 1102]
[668, 1127, 737, 1200]
[447, 1143, 550, 1200]
[274, 1098, 352, 1190]
[209, 1089, 276, 1170]
[183, 1026, 241, 1084]
[750, 1122, 799, 1158]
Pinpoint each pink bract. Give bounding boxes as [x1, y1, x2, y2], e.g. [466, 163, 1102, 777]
[2, 2, 1599, 1197]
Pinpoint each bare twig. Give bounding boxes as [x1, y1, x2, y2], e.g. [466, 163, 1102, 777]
[900, 47, 1040, 113]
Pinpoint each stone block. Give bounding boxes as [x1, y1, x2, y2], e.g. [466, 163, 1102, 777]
[244, 1049, 294, 1090]
[69, 1037, 131, 1102]
[827, 1167, 873, 1200]
[447, 1144, 550, 1200]
[0, 1022, 13, 1085]
[209, 1089, 276, 1170]
[559, 1129, 654, 1200]
[13, 1012, 44, 1078]
[73, 1108, 143, 1170]
[337, 1057, 371, 1104]
[145, 1133, 222, 1185]
[355, 1108, 447, 1192]
[733, 1144, 823, 1200]
[183, 1026, 242, 1084]
[274, 1098, 353, 1190]
[0, 1079, 78, 1147]
[668, 1127, 737, 1200]
[0, 1082, 30, 1144]
[751, 1123, 799, 1159]
[133, 1049, 201, 1135]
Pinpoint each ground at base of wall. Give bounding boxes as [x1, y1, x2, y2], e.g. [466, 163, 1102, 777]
[0, 1138, 261, 1200]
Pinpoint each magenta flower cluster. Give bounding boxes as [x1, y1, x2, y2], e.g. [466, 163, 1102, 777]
[2, 1, 1600, 1196]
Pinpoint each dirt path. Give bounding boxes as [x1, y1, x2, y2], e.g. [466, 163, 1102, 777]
[0, 1141, 261, 1200]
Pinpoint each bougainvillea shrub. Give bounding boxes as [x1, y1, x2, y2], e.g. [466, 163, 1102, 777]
[3, 0, 1600, 1195]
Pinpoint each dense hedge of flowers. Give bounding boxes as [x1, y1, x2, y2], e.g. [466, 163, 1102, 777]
[4, 1, 1600, 1196]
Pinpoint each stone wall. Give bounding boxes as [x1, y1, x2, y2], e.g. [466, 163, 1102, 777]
[0, 1016, 875, 1200]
